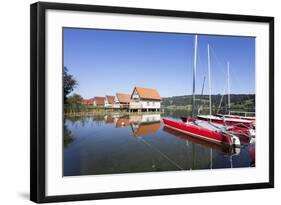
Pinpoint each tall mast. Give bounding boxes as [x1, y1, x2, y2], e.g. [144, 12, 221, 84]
[201, 76, 206, 97]
[192, 35, 198, 119]
[208, 46, 213, 170]
[207, 44, 212, 116]
[227, 62, 230, 115]
[208, 45, 213, 170]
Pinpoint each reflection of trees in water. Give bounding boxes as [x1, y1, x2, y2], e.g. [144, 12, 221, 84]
[67, 116, 83, 123]
[91, 115, 105, 126]
[92, 115, 105, 121]
[67, 116, 88, 127]
[64, 123, 74, 148]
[65, 115, 106, 128]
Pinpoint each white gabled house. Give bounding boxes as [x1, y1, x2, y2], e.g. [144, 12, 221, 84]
[129, 86, 161, 112]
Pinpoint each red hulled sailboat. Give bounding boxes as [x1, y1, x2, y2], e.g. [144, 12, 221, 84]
[162, 35, 242, 147]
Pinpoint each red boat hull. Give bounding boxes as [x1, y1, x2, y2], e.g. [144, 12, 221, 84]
[163, 126, 237, 154]
[163, 118, 234, 145]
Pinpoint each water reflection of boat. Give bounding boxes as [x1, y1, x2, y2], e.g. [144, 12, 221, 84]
[163, 126, 240, 155]
[131, 122, 161, 137]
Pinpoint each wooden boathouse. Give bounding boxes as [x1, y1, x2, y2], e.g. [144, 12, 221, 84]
[129, 86, 161, 112]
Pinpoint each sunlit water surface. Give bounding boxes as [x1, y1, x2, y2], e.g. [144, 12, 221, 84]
[64, 113, 255, 176]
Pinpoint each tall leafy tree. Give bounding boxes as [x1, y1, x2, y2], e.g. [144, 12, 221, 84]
[66, 93, 83, 105]
[64, 67, 77, 102]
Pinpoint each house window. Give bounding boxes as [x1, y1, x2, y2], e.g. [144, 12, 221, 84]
[152, 101, 155, 106]
[146, 101, 149, 106]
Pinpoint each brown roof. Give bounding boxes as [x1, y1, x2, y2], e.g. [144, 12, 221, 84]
[133, 122, 161, 137]
[116, 93, 131, 103]
[81, 99, 94, 105]
[133, 86, 161, 100]
[94, 97, 105, 105]
[106, 95, 115, 104]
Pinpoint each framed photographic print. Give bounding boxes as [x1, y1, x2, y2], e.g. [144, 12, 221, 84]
[30, 2, 274, 203]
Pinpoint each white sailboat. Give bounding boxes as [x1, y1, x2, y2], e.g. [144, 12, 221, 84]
[196, 45, 255, 130]
[216, 62, 256, 121]
[195, 45, 255, 139]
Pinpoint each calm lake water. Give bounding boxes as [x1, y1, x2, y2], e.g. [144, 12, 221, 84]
[64, 113, 255, 176]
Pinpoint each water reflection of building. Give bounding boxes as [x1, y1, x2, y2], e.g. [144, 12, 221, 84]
[114, 114, 161, 137]
[131, 122, 161, 137]
[115, 116, 130, 128]
[129, 113, 161, 124]
[129, 114, 161, 137]
[104, 115, 115, 124]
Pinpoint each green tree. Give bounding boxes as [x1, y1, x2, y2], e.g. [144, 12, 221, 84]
[64, 67, 77, 102]
[66, 93, 83, 105]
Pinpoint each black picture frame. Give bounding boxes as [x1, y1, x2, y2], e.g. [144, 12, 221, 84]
[30, 2, 274, 203]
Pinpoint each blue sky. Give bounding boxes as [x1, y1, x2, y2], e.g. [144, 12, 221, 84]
[64, 28, 255, 99]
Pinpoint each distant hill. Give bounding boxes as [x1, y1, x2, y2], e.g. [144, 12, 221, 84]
[161, 94, 255, 113]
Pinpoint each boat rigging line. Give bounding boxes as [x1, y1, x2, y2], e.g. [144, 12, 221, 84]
[138, 137, 185, 170]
